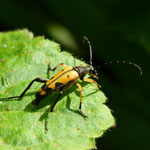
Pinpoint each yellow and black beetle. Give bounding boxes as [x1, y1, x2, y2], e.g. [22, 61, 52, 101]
[0, 37, 142, 131]
[0, 37, 102, 131]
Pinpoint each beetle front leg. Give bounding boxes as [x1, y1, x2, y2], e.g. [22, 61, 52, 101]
[83, 78, 101, 90]
[76, 83, 88, 119]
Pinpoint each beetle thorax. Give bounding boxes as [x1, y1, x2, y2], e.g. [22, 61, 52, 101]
[73, 65, 94, 78]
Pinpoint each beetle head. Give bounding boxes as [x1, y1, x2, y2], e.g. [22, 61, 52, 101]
[87, 65, 98, 79]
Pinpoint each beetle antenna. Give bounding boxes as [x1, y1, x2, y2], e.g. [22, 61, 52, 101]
[97, 61, 142, 76]
[83, 36, 92, 66]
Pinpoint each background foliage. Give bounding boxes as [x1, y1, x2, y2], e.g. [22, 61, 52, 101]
[0, 0, 149, 150]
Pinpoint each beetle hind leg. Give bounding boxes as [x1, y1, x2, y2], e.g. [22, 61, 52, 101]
[0, 78, 48, 101]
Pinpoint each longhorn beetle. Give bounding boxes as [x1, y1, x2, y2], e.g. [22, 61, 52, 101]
[0, 37, 142, 131]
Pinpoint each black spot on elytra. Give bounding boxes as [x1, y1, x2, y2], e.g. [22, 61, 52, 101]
[42, 84, 52, 92]
[62, 69, 64, 71]
[67, 80, 74, 85]
[67, 75, 70, 78]
[55, 82, 64, 88]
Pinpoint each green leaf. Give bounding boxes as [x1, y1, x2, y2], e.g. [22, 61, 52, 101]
[0, 29, 115, 150]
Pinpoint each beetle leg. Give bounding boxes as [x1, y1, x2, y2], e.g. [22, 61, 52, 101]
[48, 63, 67, 71]
[45, 90, 63, 132]
[76, 83, 88, 119]
[47, 63, 67, 78]
[90, 74, 98, 79]
[83, 78, 101, 90]
[0, 78, 48, 101]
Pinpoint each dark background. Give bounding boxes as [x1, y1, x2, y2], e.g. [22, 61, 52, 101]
[0, 0, 150, 150]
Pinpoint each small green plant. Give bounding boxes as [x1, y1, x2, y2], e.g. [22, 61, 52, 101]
[0, 29, 115, 150]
